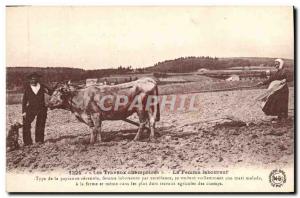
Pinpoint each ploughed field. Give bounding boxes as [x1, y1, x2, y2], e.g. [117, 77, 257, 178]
[6, 87, 294, 173]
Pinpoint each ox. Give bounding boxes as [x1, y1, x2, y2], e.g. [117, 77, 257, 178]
[47, 78, 160, 144]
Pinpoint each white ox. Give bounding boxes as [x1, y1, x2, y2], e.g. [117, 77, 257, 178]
[47, 78, 160, 144]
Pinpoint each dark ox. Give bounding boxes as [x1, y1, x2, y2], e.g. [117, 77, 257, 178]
[47, 77, 160, 143]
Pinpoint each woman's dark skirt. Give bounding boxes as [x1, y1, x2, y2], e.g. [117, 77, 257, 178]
[262, 84, 289, 117]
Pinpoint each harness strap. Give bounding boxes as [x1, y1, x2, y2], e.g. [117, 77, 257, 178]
[65, 91, 94, 127]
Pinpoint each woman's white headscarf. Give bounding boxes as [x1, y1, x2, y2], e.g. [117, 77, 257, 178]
[275, 58, 284, 70]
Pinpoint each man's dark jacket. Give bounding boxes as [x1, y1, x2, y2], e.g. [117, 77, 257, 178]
[22, 84, 52, 114]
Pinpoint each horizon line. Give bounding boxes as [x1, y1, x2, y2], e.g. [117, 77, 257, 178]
[6, 56, 294, 70]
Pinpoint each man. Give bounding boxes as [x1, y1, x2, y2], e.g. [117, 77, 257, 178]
[22, 72, 52, 145]
[256, 58, 289, 122]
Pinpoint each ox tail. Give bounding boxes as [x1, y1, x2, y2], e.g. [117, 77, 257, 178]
[155, 85, 160, 121]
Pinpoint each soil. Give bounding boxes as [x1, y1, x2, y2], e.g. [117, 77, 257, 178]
[6, 88, 294, 173]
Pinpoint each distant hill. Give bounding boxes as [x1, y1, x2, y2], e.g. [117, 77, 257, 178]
[7, 67, 85, 90]
[6, 67, 130, 90]
[6, 56, 294, 90]
[147, 56, 294, 73]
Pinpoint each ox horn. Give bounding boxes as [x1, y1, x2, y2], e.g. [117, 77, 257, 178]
[52, 82, 59, 89]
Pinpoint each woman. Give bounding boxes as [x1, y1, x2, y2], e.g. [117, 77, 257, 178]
[256, 59, 289, 121]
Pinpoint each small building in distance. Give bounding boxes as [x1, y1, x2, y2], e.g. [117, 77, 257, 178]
[197, 68, 209, 74]
[226, 74, 240, 81]
[86, 78, 98, 86]
[85, 76, 139, 86]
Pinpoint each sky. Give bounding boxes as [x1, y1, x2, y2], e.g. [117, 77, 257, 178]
[6, 6, 294, 69]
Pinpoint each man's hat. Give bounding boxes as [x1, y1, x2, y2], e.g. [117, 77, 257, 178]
[27, 72, 42, 79]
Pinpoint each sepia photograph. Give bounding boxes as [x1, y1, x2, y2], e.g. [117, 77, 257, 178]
[5, 6, 294, 192]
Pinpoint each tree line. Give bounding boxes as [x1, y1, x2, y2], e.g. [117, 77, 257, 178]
[149, 56, 294, 73]
[6, 66, 135, 90]
[7, 56, 294, 90]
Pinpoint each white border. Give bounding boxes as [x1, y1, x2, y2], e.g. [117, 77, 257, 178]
[1, 1, 298, 197]
[2, 0, 300, 6]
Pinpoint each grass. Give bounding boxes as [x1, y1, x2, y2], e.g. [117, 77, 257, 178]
[158, 80, 260, 95]
[6, 93, 22, 105]
[6, 93, 51, 105]
[6, 81, 259, 105]
[7, 75, 294, 104]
